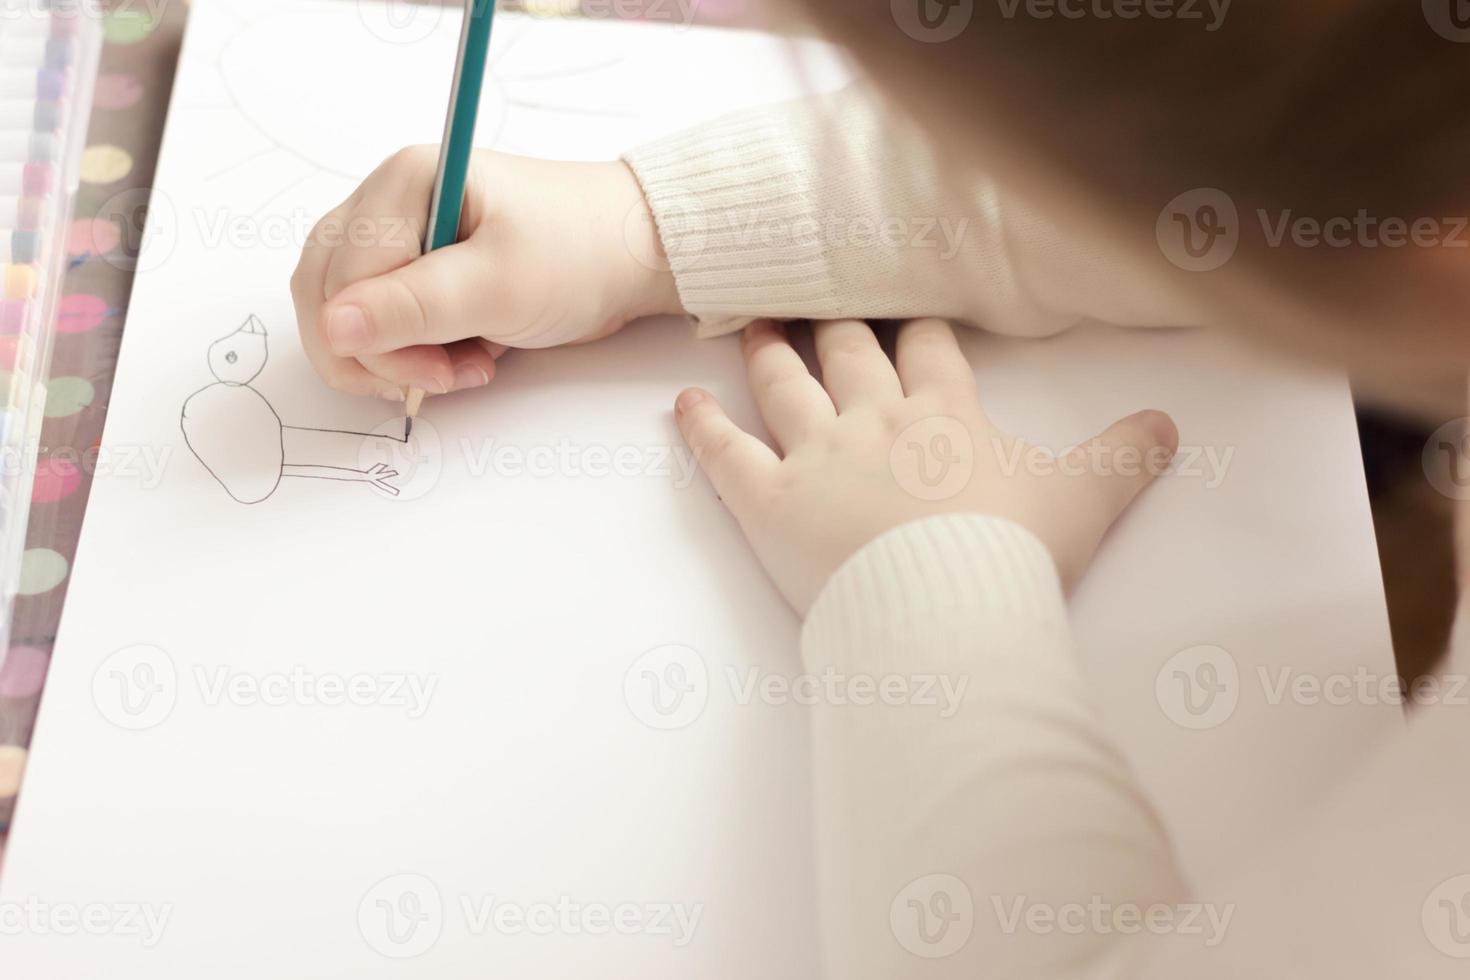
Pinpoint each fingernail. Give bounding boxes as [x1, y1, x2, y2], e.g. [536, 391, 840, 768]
[380, 387, 406, 403]
[326, 305, 371, 355]
[675, 389, 705, 416]
[453, 364, 490, 391]
[425, 376, 449, 395]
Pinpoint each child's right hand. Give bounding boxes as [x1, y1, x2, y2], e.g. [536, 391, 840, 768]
[291, 148, 682, 400]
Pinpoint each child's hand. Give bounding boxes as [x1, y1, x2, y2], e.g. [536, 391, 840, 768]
[675, 320, 1179, 614]
[291, 149, 680, 400]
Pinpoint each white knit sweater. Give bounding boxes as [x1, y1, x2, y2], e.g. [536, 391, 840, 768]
[626, 89, 1470, 978]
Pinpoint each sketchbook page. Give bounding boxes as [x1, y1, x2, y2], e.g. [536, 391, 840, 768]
[0, 1, 1395, 976]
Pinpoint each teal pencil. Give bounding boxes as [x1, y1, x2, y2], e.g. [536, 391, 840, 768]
[404, 0, 497, 439]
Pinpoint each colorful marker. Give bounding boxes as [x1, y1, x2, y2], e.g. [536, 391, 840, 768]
[0, 68, 68, 101]
[0, 196, 50, 231]
[0, 100, 63, 131]
[0, 36, 75, 67]
[0, 162, 52, 196]
[0, 230, 42, 265]
[0, 132, 57, 163]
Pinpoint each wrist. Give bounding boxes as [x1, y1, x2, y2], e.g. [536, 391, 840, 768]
[609, 161, 683, 320]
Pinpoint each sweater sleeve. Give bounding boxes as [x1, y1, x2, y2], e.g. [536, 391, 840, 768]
[623, 87, 1199, 339]
[802, 513, 1470, 979]
[800, 513, 1186, 979]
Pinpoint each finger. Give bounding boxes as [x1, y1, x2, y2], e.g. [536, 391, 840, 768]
[291, 221, 407, 402]
[353, 334, 505, 399]
[1065, 410, 1179, 522]
[356, 346, 454, 395]
[895, 318, 977, 399]
[319, 240, 492, 357]
[741, 321, 834, 452]
[674, 388, 779, 509]
[320, 147, 439, 298]
[443, 337, 502, 391]
[812, 319, 902, 411]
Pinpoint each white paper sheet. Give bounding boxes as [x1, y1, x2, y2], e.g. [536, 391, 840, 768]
[0, 2, 1399, 976]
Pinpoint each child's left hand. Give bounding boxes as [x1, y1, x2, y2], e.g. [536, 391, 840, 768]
[675, 319, 1179, 614]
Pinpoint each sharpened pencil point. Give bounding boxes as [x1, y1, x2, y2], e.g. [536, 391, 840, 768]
[404, 417, 413, 441]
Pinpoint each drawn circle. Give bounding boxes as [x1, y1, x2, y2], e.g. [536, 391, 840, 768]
[1423, 418, 1470, 501]
[58, 294, 110, 333]
[68, 218, 121, 259]
[18, 548, 68, 596]
[890, 873, 974, 959]
[92, 644, 177, 732]
[93, 72, 145, 110]
[891, 0, 974, 43]
[889, 416, 975, 502]
[1156, 188, 1240, 272]
[1424, 874, 1470, 957]
[0, 646, 49, 699]
[357, 0, 447, 45]
[1155, 645, 1240, 730]
[44, 376, 96, 419]
[356, 416, 443, 502]
[623, 644, 708, 731]
[32, 457, 82, 502]
[1424, 0, 1470, 42]
[80, 145, 134, 186]
[358, 873, 444, 958]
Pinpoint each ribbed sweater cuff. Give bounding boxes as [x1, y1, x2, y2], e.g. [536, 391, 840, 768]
[625, 102, 842, 338]
[801, 514, 1070, 673]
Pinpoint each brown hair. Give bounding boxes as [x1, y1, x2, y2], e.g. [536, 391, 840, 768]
[784, 0, 1470, 412]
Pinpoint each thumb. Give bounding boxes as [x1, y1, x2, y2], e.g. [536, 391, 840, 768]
[1066, 409, 1179, 522]
[320, 241, 494, 357]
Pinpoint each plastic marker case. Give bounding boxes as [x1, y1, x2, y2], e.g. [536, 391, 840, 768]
[0, 2, 102, 652]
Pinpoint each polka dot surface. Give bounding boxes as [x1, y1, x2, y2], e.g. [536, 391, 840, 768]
[101, 8, 159, 44]
[18, 548, 68, 596]
[32, 457, 82, 503]
[68, 218, 121, 258]
[0, 746, 25, 797]
[0, 647, 48, 699]
[93, 72, 145, 110]
[80, 144, 134, 185]
[44, 377, 95, 418]
[58, 294, 110, 333]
